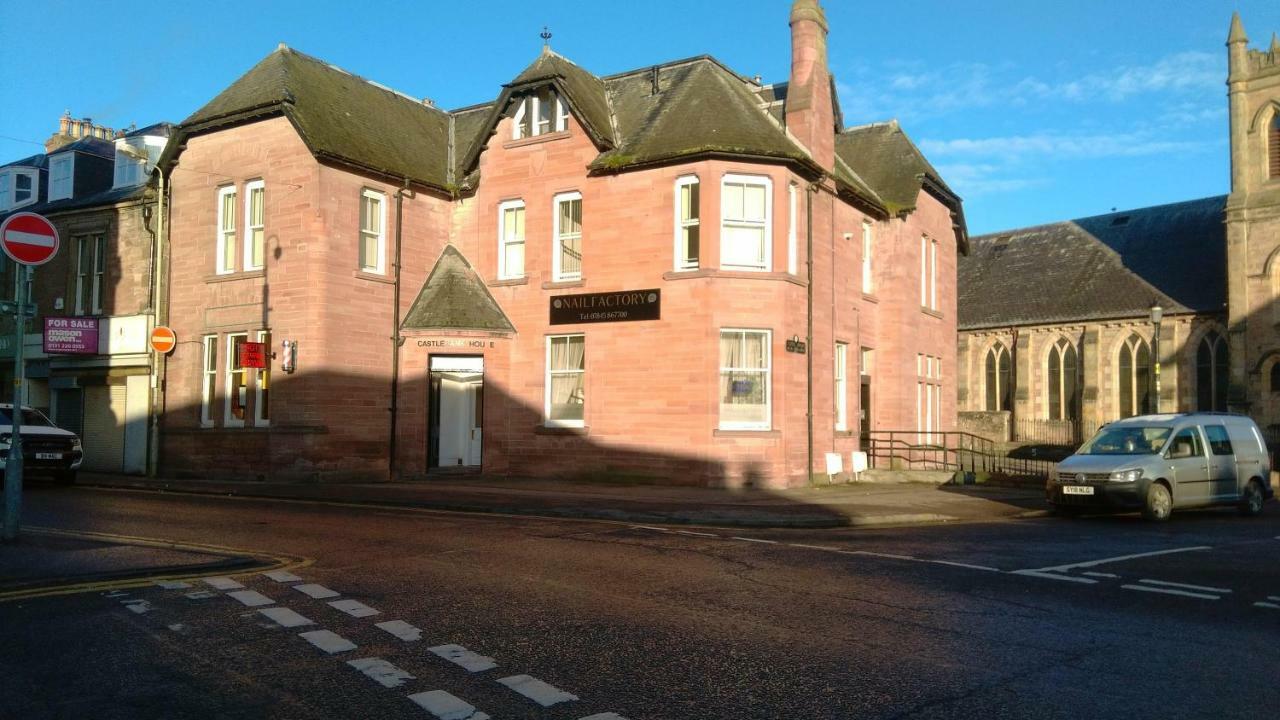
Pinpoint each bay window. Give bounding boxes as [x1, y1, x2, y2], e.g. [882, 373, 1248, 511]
[719, 329, 771, 430]
[721, 174, 772, 270]
[674, 176, 700, 270]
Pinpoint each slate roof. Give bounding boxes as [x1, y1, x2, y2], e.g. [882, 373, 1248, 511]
[835, 121, 956, 216]
[958, 195, 1227, 330]
[49, 136, 115, 160]
[169, 46, 452, 192]
[1, 153, 48, 170]
[125, 122, 173, 138]
[402, 246, 515, 333]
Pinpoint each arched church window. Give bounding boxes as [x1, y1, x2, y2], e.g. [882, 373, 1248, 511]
[1270, 113, 1280, 180]
[1269, 361, 1280, 394]
[1196, 331, 1229, 411]
[1118, 334, 1151, 419]
[985, 343, 1012, 412]
[1047, 338, 1079, 421]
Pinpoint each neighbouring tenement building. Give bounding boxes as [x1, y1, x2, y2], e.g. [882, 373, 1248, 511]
[154, 0, 966, 486]
[958, 13, 1280, 444]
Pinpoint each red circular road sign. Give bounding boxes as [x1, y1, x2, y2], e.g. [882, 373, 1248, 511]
[0, 212, 60, 266]
[150, 326, 177, 354]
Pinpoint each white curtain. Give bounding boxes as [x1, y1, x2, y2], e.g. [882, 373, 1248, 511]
[550, 337, 585, 421]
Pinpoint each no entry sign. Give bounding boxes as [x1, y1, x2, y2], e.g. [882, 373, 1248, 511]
[0, 212, 60, 266]
[150, 326, 178, 354]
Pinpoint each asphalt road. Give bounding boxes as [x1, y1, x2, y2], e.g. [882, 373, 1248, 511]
[2, 486, 1278, 719]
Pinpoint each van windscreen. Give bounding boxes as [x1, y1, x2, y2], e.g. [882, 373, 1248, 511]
[1079, 426, 1171, 455]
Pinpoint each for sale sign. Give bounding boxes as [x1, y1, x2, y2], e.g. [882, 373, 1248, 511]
[238, 341, 267, 369]
[43, 317, 99, 355]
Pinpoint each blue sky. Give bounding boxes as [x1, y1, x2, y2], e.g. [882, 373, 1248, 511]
[2, 1, 1278, 235]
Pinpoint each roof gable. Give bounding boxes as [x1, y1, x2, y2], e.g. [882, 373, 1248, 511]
[835, 121, 954, 216]
[402, 245, 515, 333]
[958, 196, 1227, 329]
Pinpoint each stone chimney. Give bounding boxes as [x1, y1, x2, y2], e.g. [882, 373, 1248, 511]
[785, 0, 835, 171]
[44, 111, 117, 152]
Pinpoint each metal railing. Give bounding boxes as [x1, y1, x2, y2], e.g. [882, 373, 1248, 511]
[1011, 418, 1104, 447]
[865, 430, 1057, 480]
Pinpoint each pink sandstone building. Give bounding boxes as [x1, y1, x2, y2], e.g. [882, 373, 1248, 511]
[154, 0, 966, 486]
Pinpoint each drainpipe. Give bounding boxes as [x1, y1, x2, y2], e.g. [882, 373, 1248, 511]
[146, 168, 168, 478]
[388, 180, 414, 480]
[806, 182, 816, 484]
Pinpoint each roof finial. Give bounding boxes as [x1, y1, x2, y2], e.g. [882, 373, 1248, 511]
[540, 26, 552, 52]
[1228, 12, 1247, 44]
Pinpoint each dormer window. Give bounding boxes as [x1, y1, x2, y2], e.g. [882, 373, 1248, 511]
[49, 154, 73, 201]
[114, 142, 147, 188]
[512, 87, 569, 140]
[0, 169, 37, 211]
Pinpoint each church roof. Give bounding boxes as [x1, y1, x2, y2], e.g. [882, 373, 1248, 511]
[401, 246, 515, 333]
[958, 195, 1227, 330]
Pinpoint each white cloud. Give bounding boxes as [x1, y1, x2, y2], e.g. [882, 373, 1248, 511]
[920, 132, 1211, 160]
[933, 163, 1049, 197]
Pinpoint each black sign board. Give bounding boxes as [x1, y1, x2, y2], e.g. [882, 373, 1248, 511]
[550, 289, 661, 325]
[785, 338, 807, 354]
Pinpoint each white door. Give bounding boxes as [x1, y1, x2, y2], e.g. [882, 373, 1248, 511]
[430, 356, 484, 468]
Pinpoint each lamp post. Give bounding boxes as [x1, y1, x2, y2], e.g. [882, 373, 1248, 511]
[1150, 302, 1163, 414]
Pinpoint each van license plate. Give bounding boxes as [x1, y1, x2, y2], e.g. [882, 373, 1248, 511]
[1062, 485, 1094, 496]
[35, 453, 62, 460]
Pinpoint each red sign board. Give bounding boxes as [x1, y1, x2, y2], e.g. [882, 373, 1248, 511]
[239, 341, 268, 369]
[0, 212, 60, 266]
[150, 326, 177, 354]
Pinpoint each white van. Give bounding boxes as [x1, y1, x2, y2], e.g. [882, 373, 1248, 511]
[1049, 413, 1273, 521]
[0, 403, 84, 485]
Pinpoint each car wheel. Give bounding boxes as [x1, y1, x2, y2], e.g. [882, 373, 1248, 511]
[1142, 482, 1172, 521]
[55, 471, 76, 486]
[1239, 479, 1265, 517]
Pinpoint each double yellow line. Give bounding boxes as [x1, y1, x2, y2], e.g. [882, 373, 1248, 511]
[0, 526, 312, 602]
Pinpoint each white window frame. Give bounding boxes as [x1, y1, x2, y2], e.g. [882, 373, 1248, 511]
[835, 342, 848, 431]
[243, 179, 265, 272]
[91, 235, 104, 315]
[359, 188, 387, 274]
[673, 175, 700, 271]
[920, 235, 928, 307]
[512, 92, 569, 140]
[216, 185, 236, 275]
[545, 334, 586, 428]
[224, 332, 248, 428]
[73, 235, 104, 316]
[498, 199, 526, 279]
[552, 191, 583, 281]
[0, 169, 37, 211]
[201, 335, 218, 427]
[929, 237, 938, 310]
[718, 328, 773, 431]
[720, 173, 773, 271]
[254, 330, 270, 428]
[48, 154, 73, 201]
[861, 221, 874, 294]
[787, 183, 798, 275]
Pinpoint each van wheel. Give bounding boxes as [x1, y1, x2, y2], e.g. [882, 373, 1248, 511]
[1142, 482, 1172, 521]
[1239, 479, 1265, 517]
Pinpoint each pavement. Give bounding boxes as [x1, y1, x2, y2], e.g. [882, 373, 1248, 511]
[78, 472, 1049, 529]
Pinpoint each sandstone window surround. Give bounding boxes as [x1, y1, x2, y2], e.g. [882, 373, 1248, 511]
[243, 179, 266, 272]
[359, 188, 387, 274]
[545, 334, 585, 428]
[215, 185, 237, 274]
[720, 329, 772, 431]
[73, 234, 105, 316]
[512, 87, 569, 140]
[720, 174, 772, 272]
[552, 191, 583, 282]
[673, 175, 700, 271]
[498, 199, 526, 280]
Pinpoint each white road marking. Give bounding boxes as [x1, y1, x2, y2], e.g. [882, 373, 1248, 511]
[167, 624, 186, 632]
[258, 607, 315, 628]
[298, 630, 357, 654]
[928, 560, 1001, 572]
[838, 550, 918, 561]
[329, 599, 380, 617]
[1121, 584, 1220, 600]
[1082, 572, 1120, 579]
[1268, 596, 1280, 602]
[155, 580, 191, 589]
[790, 543, 838, 551]
[185, 591, 218, 600]
[263, 570, 302, 583]
[496, 674, 580, 707]
[347, 657, 415, 688]
[579, 714, 631, 720]
[673, 530, 718, 537]
[376, 620, 423, 641]
[731, 536, 778, 544]
[428, 644, 497, 672]
[1255, 602, 1280, 609]
[1021, 546, 1212, 574]
[104, 591, 129, 598]
[630, 526, 665, 531]
[227, 590, 276, 607]
[1011, 570, 1098, 584]
[1138, 579, 1232, 594]
[407, 690, 491, 720]
[293, 583, 340, 599]
[203, 577, 245, 591]
[123, 600, 153, 614]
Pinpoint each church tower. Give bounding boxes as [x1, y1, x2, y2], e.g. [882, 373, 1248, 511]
[1225, 13, 1280, 426]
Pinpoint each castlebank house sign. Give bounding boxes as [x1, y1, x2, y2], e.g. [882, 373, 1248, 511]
[549, 289, 661, 325]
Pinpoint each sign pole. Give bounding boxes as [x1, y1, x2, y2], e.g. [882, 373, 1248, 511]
[2, 266, 30, 542]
